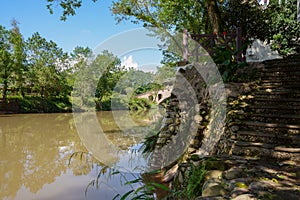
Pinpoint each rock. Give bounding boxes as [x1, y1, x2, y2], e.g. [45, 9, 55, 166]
[195, 104, 201, 112]
[231, 187, 249, 198]
[204, 170, 223, 181]
[159, 133, 171, 138]
[224, 167, 243, 180]
[202, 179, 222, 192]
[188, 147, 197, 154]
[156, 138, 166, 144]
[178, 171, 183, 183]
[194, 114, 203, 123]
[248, 181, 271, 191]
[191, 139, 200, 146]
[168, 125, 175, 133]
[195, 197, 223, 200]
[231, 194, 256, 200]
[202, 185, 227, 197]
[163, 118, 173, 124]
[205, 160, 227, 171]
[230, 126, 239, 132]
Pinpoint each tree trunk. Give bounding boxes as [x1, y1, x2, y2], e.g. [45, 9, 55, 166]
[2, 79, 8, 103]
[205, 0, 223, 33]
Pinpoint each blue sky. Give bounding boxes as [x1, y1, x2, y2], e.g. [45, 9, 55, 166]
[0, 0, 141, 52]
[0, 0, 163, 70]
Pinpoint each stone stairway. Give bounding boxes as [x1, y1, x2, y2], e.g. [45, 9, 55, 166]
[231, 57, 300, 162]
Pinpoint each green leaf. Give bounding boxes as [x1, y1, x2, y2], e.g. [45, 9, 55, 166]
[120, 190, 134, 200]
[150, 182, 169, 191]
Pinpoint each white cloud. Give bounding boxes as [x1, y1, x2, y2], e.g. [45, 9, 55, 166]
[121, 55, 138, 69]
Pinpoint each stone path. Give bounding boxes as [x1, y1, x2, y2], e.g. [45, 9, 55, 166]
[190, 155, 300, 200]
[186, 57, 300, 199]
[231, 57, 300, 162]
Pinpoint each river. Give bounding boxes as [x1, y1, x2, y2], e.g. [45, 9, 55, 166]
[0, 110, 161, 200]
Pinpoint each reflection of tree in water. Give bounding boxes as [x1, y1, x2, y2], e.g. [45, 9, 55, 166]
[97, 110, 162, 150]
[0, 111, 161, 199]
[0, 114, 91, 199]
[68, 152, 105, 176]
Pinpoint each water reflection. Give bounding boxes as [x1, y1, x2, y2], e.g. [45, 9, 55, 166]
[0, 111, 160, 200]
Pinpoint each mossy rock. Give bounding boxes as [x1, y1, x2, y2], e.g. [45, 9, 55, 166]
[205, 160, 228, 171]
[202, 184, 227, 197]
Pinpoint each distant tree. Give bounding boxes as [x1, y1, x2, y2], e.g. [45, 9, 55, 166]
[115, 69, 155, 95]
[26, 32, 70, 98]
[155, 64, 176, 84]
[0, 25, 12, 101]
[87, 51, 125, 109]
[0, 20, 26, 101]
[9, 19, 27, 97]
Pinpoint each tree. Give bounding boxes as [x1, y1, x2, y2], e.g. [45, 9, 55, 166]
[45, 0, 300, 57]
[0, 20, 26, 102]
[26, 32, 70, 98]
[46, 0, 98, 21]
[9, 19, 27, 97]
[0, 25, 12, 101]
[93, 51, 124, 102]
[265, 0, 300, 55]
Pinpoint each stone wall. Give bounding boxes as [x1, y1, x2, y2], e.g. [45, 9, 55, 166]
[148, 62, 227, 171]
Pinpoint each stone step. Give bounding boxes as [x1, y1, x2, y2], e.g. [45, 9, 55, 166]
[234, 141, 300, 151]
[231, 141, 300, 161]
[249, 113, 300, 119]
[247, 113, 300, 124]
[248, 105, 300, 114]
[260, 79, 300, 84]
[232, 131, 300, 146]
[260, 74, 300, 79]
[255, 90, 300, 98]
[250, 97, 300, 103]
[240, 121, 300, 135]
[243, 121, 300, 129]
[249, 100, 300, 109]
[263, 60, 300, 67]
[261, 66, 300, 72]
[257, 85, 300, 90]
[261, 70, 300, 75]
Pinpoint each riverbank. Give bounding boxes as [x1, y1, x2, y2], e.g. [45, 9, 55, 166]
[0, 96, 154, 114]
[0, 96, 72, 114]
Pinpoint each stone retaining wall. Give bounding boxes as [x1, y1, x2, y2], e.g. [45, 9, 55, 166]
[148, 62, 227, 170]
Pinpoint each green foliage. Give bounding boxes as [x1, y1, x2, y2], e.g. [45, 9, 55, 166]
[185, 164, 207, 198]
[171, 163, 207, 199]
[0, 21, 26, 101]
[134, 83, 163, 95]
[26, 32, 71, 98]
[46, 0, 98, 20]
[265, 0, 300, 56]
[141, 130, 160, 154]
[92, 51, 125, 103]
[116, 178, 168, 200]
[115, 69, 155, 96]
[212, 43, 247, 82]
[128, 97, 152, 111]
[8, 95, 72, 113]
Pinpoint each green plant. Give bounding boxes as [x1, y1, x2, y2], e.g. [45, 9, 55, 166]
[186, 164, 207, 198]
[171, 163, 207, 199]
[113, 176, 169, 200]
[141, 130, 160, 154]
[267, 0, 300, 56]
[212, 44, 247, 82]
